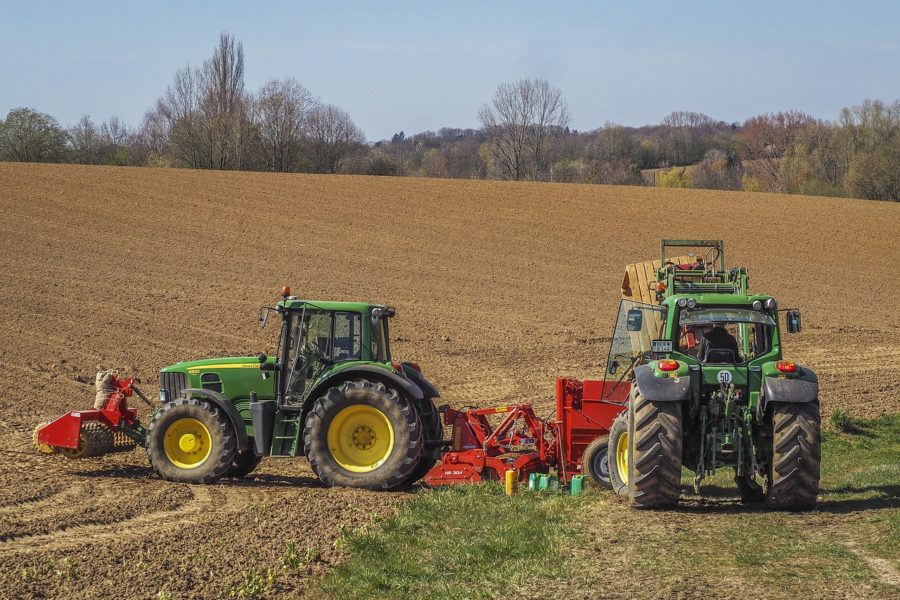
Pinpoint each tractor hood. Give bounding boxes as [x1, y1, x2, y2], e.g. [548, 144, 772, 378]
[160, 356, 265, 375]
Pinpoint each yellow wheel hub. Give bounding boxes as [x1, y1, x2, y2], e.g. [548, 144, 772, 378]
[163, 418, 212, 469]
[327, 405, 394, 473]
[617, 431, 629, 485]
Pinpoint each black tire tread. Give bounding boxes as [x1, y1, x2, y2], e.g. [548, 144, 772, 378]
[629, 392, 682, 509]
[765, 402, 820, 510]
[304, 380, 423, 490]
[608, 412, 629, 497]
[582, 435, 611, 489]
[147, 397, 236, 484]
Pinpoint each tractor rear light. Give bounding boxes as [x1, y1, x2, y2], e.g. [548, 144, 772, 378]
[658, 359, 679, 372]
[409, 362, 422, 373]
[776, 361, 797, 373]
[391, 361, 404, 374]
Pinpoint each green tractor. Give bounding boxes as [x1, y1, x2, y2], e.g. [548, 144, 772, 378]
[606, 240, 820, 510]
[149, 287, 442, 489]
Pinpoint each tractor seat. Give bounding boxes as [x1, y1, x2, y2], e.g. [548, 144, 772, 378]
[703, 348, 736, 364]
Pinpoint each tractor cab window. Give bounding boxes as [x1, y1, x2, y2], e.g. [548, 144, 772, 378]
[604, 300, 667, 395]
[677, 308, 774, 364]
[286, 310, 333, 402]
[333, 312, 362, 361]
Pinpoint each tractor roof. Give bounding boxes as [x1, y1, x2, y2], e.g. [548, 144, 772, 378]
[277, 299, 388, 314]
[663, 293, 774, 308]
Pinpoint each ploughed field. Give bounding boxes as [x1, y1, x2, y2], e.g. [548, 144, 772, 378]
[0, 163, 897, 598]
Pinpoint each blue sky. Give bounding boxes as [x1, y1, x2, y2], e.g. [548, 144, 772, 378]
[1, 1, 898, 141]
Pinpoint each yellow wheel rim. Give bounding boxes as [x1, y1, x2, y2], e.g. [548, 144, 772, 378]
[163, 418, 212, 469]
[617, 431, 629, 485]
[327, 405, 394, 473]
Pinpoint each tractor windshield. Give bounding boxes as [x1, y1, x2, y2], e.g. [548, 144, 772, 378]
[676, 308, 774, 364]
[286, 310, 333, 402]
[604, 300, 667, 395]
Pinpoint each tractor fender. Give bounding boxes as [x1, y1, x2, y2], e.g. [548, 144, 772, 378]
[402, 364, 440, 399]
[181, 388, 249, 452]
[632, 364, 691, 403]
[305, 365, 425, 407]
[760, 370, 818, 414]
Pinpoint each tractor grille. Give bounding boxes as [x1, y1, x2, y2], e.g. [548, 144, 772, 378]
[673, 282, 738, 295]
[159, 372, 188, 402]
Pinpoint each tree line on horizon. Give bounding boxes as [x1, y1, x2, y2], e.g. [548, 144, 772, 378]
[0, 33, 897, 201]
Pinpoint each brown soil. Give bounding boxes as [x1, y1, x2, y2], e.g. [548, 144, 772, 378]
[0, 163, 897, 598]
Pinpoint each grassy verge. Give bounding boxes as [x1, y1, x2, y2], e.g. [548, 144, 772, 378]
[316, 414, 899, 599]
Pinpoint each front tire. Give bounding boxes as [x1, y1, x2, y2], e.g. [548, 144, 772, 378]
[629, 391, 683, 509]
[147, 398, 236, 484]
[765, 402, 820, 510]
[304, 380, 423, 490]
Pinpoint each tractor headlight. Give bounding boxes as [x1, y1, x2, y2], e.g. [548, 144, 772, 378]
[752, 300, 763, 311]
[765, 298, 777, 310]
[677, 298, 687, 307]
[687, 299, 697, 309]
[160, 389, 170, 403]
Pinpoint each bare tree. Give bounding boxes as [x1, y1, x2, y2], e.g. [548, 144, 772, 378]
[307, 103, 366, 173]
[69, 116, 102, 164]
[199, 32, 247, 169]
[479, 79, 571, 181]
[252, 78, 314, 172]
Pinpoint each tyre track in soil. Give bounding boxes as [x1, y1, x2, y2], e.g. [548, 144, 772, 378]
[0, 485, 217, 557]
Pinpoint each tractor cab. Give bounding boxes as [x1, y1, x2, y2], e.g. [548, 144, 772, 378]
[258, 288, 402, 409]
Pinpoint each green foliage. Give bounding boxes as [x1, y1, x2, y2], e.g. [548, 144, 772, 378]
[316, 415, 900, 598]
[830, 408, 864, 433]
[0, 107, 68, 162]
[657, 166, 692, 188]
[227, 568, 277, 599]
[742, 174, 763, 192]
[315, 484, 588, 599]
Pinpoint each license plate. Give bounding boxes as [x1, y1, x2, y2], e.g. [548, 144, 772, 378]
[651, 339, 673, 353]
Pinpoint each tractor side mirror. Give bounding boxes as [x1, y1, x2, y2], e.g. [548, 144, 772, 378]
[258, 353, 272, 379]
[786, 309, 802, 333]
[626, 309, 643, 332]
[259, 307, 270, 329]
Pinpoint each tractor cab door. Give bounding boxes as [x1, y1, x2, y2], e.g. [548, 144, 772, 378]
[285, 310, 334, 403]
[602, 299, 668, 399]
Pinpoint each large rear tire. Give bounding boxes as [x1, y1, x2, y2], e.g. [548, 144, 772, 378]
[582, 435, 612, 489]
[304, 380, 423, 490]
[403, 397, 444, 485]
[765, 402, 820, 511]
[147, 398, 236, 484]
[628, 391, 683, 509]
[607, 412, 629, 497]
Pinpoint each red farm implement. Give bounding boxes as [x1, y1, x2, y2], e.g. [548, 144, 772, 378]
[424, 377, 630, 488]
[33, 374, 147, 458]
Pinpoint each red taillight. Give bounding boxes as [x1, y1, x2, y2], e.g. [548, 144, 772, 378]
[776, 361, 797, 373]
[409, 362, 422, 373]
[658, 359, 679, 372]
[391, 361, 404, 373]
